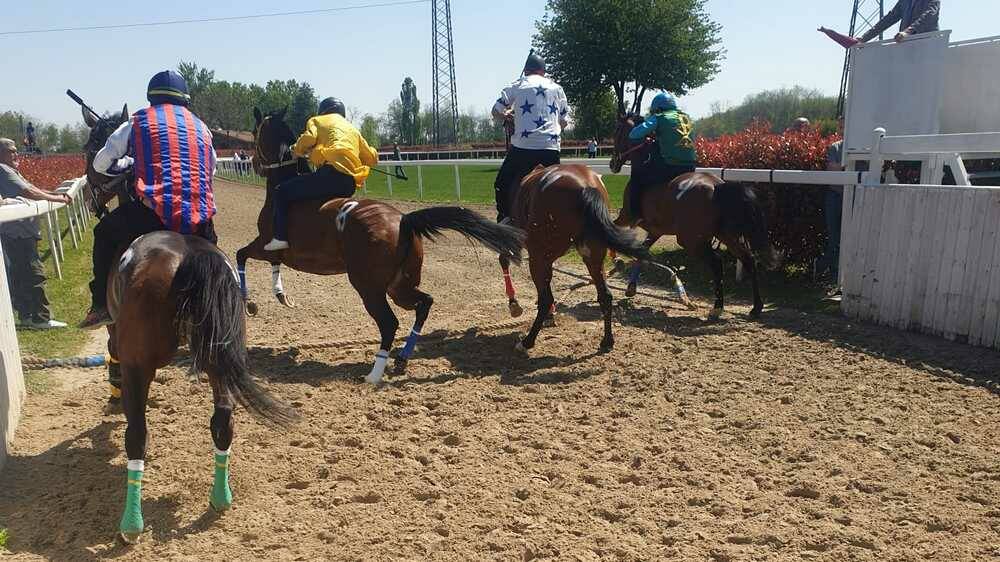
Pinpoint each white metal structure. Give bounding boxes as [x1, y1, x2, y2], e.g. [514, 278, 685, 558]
[0, 175, 88, 470]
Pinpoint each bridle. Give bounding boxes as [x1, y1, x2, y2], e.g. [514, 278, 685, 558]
[253, 118, 300, 171]
[610, 115, 653, 172]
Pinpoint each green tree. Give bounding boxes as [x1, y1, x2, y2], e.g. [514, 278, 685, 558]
[534, 0, 723, 115]
[400, 77, 420, 145]
[694, 87, 838, 138]
[360, 115, 380, 148]
[569, 88, 617, 140]
[177, 61, 216, 103]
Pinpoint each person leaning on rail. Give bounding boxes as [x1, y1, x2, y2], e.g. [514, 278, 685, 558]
[857, 0, 940, 43]
[0, 138, 70, 329]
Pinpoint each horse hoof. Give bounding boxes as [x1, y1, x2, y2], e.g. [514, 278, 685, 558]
[276, 293, 295, 308]
[118, 531, 142, 545]
[393, 359, 408, 376]
[245, 301, 258, 317]
[515, 341, 529, 355]
[599, 340, 614, 354]
[508, 300, 523, 318]
[365, 373, 383, 385]
[625, 283, 637, 298]
[749, 307, 763, 319]
[708, 307, 723, 321]
[210, 501, 232, 514]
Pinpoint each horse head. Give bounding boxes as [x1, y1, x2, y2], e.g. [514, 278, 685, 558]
[251, 106, 297, 177]
[609, 113, 643, 174]
[82, 103, 130, 216]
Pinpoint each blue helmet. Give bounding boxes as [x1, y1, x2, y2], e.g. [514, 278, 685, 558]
[147, 70, 190, 106]
[650, 92, 678, 112]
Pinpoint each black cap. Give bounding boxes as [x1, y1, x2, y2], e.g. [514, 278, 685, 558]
[524, 49, 545, 74]
[318, 97, 346, 117]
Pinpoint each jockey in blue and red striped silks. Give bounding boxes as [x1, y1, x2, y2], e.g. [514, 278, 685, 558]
[81, 70, 219, 330]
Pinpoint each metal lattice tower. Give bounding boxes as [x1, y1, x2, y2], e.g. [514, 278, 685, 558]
[431, 0, 459, 146]
[837, 0, 886, 117]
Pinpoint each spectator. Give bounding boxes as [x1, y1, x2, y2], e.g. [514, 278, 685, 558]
[789, 117, 810, 132]
[0, 138, 70, 329]
[858, 0, 940, 43]
[587, 138, 598, 159]
[24, 122, 36, 152]
[819, 121, 844, 287]
[392, 142, 405, 177]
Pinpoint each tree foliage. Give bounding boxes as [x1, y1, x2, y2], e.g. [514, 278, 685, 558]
[569, 88, 617, 140]
[534, 0, 723, 116]
[695, 87, 839, 139]
[399, 77, 420, 145]
[0, 110, 88, 153]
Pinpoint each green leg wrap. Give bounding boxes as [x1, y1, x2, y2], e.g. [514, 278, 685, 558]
[119, 468, 144, 541]
[210, 451, 233, 512]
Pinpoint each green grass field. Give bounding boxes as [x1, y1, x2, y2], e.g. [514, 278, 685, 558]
[220, 164, 630, 208]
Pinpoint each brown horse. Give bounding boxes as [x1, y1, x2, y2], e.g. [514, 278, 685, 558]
[500, 164, 649, 353]
[610, 115, 781, 318]
[236, 108, 525, 383]
[81, 115, 297, 543]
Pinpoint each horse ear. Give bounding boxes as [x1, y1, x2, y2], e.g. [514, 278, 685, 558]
[121, 104, 129, 122]
[82, 106, 97, 128]
[278, 106, 288, 120]
[253, 107, 263, 125]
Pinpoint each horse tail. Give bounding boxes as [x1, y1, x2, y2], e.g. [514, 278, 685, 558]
[713, 182, 777, 267]
[579, 187, 649, 260]
[398, 206, 525, 265]
[172, 248, 298, 426]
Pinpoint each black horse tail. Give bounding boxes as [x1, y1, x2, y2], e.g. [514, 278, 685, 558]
[398, 206, 525, 264]
[172, 249, 298, 426]
[713, 182, 778, 268]
[579, 187, 649, 260]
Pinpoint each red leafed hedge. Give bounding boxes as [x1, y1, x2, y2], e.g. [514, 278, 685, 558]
[696, 121, 840, 267]
[16, 154, 86, 190]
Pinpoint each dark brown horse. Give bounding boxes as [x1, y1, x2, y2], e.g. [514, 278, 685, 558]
[236, 108, 525, 383]
[500, 164, 649, 353]
[610, 115, 781, 318]
[81, 115, 297, 543]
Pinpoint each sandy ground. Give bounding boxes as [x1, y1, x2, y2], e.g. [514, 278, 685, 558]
[1, 179, 999, 561]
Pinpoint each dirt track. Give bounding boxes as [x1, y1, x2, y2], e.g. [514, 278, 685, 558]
[2, 179, 1000, 561]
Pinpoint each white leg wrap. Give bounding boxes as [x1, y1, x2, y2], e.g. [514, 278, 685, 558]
[127, 459, 145, 472]
[365, 350, 390, 385]
[271, 264, 284, 295]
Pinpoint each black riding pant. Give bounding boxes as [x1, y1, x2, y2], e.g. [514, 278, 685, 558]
[628, 146, 696, 217]
[273, 165, 356, 241]
[90, 200, 217, 309]
[493, 147, 560, 222]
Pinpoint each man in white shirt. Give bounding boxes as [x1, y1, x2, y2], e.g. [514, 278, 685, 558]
[491, 51, 570, 223]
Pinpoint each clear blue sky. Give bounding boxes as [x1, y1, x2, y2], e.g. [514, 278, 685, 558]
[2, 0, 994, 128]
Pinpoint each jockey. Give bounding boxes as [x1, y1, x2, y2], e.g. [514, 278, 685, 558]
[263, 97, 378, 251]
[491, 50, 570, 224]
[622, 92, 698, 226]
[80, 70, 218, 329]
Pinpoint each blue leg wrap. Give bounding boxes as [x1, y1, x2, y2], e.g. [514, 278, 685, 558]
[399, 329, 420, 360]
[628, 261, 642, 285]
[238, 268, 247, 299]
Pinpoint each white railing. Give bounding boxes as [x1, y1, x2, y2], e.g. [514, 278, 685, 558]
[854, 128, 1000, 187]
[375, 146, 612, 161]
[0, 174, 89, 471]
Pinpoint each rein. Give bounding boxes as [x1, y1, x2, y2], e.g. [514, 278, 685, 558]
[253, 119, 300, 171]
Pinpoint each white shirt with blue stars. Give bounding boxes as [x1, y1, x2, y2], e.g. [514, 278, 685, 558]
[493, 74, 570, 151]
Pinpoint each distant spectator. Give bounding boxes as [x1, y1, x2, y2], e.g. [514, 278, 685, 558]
[392, 142, 404, 177]
[587, 138, 598, 158]
[858, 0, 940, 43]
[24, 122, 36, 152]
[788, 117, 810, 132]
[819, 121, 844, 286]
[0, 138, 70, 329]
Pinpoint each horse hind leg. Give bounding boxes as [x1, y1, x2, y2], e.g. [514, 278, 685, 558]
[235, 243, 258, 316]
[388, 284, 434, 375]
[118, 364, 154, 543]
[583, 243, 615, 352]
[518, 258, 554, 353]
[500, 254, 523, 318]
[272, 264, 294, 308]
[361, 293, 400, 385]
[721, 234, 764, 317]
[207, 377, 235, 512]
[699, 243, 725, 320]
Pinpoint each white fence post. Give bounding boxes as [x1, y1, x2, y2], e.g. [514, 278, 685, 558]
[417, 166, 424, 200]
[43, 211, 62, 280]
[867, 128, 886, 186]
[0, 235, 25, 473]
[454, 164, 461, 201]
[387, 166, 393, 197]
